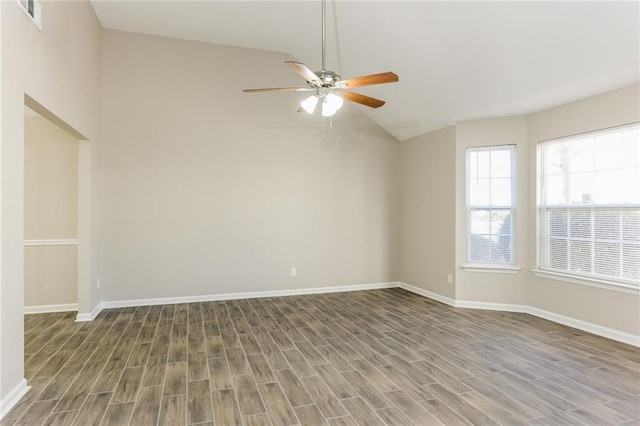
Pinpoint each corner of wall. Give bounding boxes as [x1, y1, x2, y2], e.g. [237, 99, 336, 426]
[453, 117, 529, 306]
[396, 126, 456, 301]
[0, 379, 29, 421]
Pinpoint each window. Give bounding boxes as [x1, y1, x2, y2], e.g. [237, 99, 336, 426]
[466, 145, 516, 266]
[538, 123, 640, 287]
[17, 0, 42, 30]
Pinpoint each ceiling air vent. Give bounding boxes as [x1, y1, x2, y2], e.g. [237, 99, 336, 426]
[18, 0, 42, 31]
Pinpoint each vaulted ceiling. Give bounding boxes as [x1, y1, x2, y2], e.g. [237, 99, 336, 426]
[91, 1, 639, 140]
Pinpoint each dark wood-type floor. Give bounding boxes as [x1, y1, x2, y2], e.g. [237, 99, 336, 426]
[4, 288, 640, 425]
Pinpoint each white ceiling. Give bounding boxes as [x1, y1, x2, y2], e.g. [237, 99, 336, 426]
[91, 1, 639, 141]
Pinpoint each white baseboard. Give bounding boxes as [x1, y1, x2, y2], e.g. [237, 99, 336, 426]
[75, 302, 104, 322]
[74, 280, 639, 348]
[526, 306, 640, 347]
[397, 282, 456, 306]
[79, 282, 398, 319]
[0, 379, 30, 420]
[397, 281, 640, 348]
[454, 300, 527, 312]
[397, 283, 526, 313]
[24, 303, 77, 315]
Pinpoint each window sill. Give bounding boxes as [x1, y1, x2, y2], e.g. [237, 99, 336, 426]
[532, 269, 640, 295]
[462, 264, 520, 274]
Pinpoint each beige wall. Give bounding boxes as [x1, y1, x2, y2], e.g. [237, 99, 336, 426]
[1, 0, 101, 402]
[527, 85, 640, 335]
[24, 246, 77, 307]
[455, 117, 529, 304]
[24, 112, 78, 307]
[0, 1, 637, 409]
[24, 113, 78, 239]
[0, 0, 4, 406]
[397, 126, 456, 298]
[398, 86, 639, 339]
[99, 30, 398, 301]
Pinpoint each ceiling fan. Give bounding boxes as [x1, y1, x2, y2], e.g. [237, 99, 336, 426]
[243, 0, 399, 117]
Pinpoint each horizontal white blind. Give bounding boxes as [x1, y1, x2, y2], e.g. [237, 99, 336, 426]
[467, 145, 516, 265]
[538, 124, 640, 285]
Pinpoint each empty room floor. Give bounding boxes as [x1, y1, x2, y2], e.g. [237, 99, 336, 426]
[4, 288, 640, 425]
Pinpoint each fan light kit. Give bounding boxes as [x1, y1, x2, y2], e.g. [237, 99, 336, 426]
[301, 93, 343, 116]
[243, 0, 399, 117]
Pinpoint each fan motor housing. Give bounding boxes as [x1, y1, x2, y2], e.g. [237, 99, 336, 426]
[315, 70, 342, 87]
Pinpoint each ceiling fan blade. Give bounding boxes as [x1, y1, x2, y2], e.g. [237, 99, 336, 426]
[285, 61, 322, 86]
[343, 91, 386, 108]
[337, 72, 399, 88]
[243, 87, 314, 93]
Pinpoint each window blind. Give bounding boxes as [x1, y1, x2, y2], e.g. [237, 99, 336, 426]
[538, 124, 640, 286]
[467, 145, 516, 265]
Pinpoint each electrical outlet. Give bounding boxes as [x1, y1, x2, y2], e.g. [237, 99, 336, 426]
[290, 267, 297, 277]
[447, 273, 453, 284]
[97, 278, 101, 289]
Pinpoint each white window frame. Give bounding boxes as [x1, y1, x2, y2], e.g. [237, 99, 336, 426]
[17, 0, 43, 31]
[536, 123, 640, 290]
[465, 145, 517, 269]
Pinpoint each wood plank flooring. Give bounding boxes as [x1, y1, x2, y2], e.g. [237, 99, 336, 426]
[4, 288, 640, 425]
